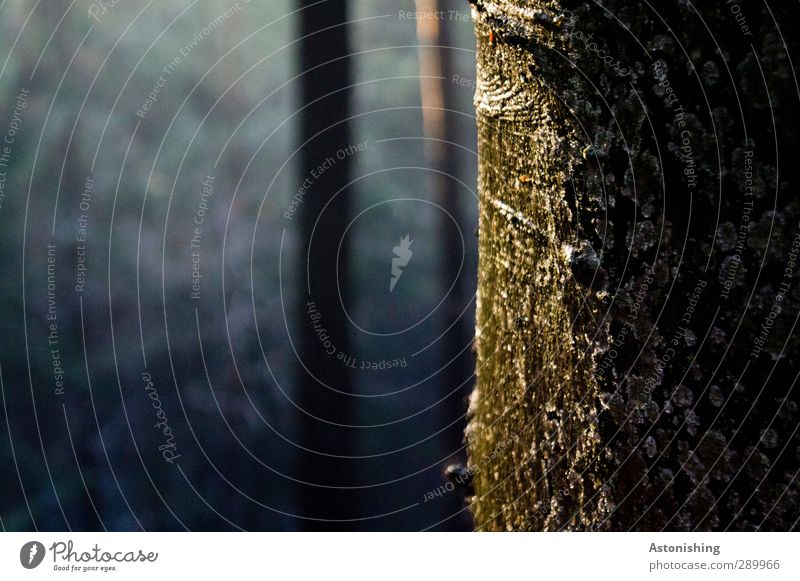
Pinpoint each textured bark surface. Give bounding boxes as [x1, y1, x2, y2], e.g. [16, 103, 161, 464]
[468, 0, 800, 531]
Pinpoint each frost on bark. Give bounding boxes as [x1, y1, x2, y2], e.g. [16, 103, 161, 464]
[467, 0, 800, 531]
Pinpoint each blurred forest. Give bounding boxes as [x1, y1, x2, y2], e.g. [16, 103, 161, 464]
[0, 0, 479, 530]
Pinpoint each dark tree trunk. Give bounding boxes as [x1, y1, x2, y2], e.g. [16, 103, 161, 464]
[296, 0, 358, 530]
[414, 0, 473, 530]
[468, 0, 800, 531]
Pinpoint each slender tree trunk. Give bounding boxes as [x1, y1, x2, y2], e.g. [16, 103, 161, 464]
[468, 0, 800, 531]
[296, 0, 357, 530]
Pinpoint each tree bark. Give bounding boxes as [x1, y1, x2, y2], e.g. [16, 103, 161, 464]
[468, 0, 800, 531]
[414, 0, 473, 529]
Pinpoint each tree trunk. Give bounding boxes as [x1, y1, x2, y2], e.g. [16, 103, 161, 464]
[414, 0, 473, 529]
[468, 0, 800, 531]
[296, 0, 358, 530]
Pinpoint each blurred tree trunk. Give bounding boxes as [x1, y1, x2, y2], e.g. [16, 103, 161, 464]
[414, 0, 472, 530]
[296, 0, 358, 531]
[468, 0, 800, 531]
